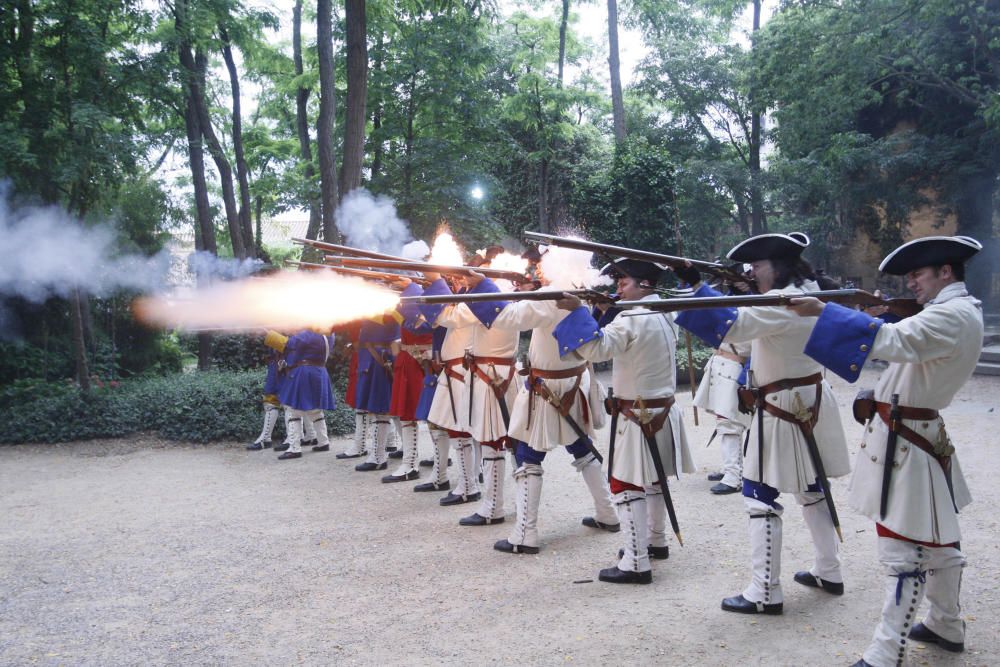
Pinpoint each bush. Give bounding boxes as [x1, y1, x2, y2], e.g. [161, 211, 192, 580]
[0, 366, 355, 445]
[675, 335, 715, 386]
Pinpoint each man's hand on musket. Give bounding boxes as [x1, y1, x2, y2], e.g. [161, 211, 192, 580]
[786, 296, 826, 317]
[391, 275, 413, 288]
[666, 261, 702, 289]
[464, 270, 486, 288]
[556, 292, 583, 311]
[423, 270, 441, 281]
[862, 289, 890, 317]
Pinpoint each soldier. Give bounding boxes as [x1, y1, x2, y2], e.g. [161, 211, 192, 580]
[695, 342, 751, 494]
[432, 273, 520, 526]
[417, 275, 479, 505]
[264, 328, 336, 460]
[788, 235, 983, 667]
[486, 271, 619, 555]
[554, 258, 694, 583]
[383, 281, 434, 483]
[353, 311, 402, 472]
[673, 232, 850, 614]
[335, 319, 368, 460]
[247, 345, 284, 451]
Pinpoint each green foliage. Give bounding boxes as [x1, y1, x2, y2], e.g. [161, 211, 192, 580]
[0, 368, 355, 445]
[675, 335, 715, 385]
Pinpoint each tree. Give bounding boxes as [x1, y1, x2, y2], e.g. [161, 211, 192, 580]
[607, 0, 627, 144]
[316, 0, 340, 241]
[340, 0, 368, 199]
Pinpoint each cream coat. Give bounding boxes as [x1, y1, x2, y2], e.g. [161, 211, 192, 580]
[426, 321, 473, 432]
[848, 282, 982, 544]
[569, 296, 695, 486]
[493, 300, 595, 451]
[693, 341, 752, 427]
[436, 303, 520, 443]
[722, 282, 850, 492]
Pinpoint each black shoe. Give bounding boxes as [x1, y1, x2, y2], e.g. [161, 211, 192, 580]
[274, 442, 290, 452]
[355, 461, 387, 471]
[721, 594, 783, 615]
[312, 444, 330, 452]
[382, 470, 419, 483]
[599, 566, 652, 584]
[793, 571, 844, 596]
[388, 450, 404, 459]
[459, 513, 505, 526]
[335, 451, 364, 459]
[414, 480, 450, 492]
[582, 517, 621, 532]
[419, 458, 434, 467]
[710, 482, 741, 495]
[707, 472, 724, 482]
[277, 451, 302, 460]
[908, 622, 964, 653]
[618, 546, 670, 561]
[494, 539, 539, 555]
[304, 439, 318, 448]
[440, 492, 481, 506]
[246, 440, 270, 451]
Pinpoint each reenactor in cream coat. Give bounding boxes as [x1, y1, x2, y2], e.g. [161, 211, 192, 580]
[674, 232, 850, 615]
[790, 235, 983, 667]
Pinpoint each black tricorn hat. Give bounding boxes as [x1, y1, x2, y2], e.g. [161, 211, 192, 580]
[878, 236, 982, 276]
[600, 258, 667, 285]
[726, 232, 810, 262]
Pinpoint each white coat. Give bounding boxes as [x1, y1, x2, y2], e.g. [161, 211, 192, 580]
[693, 341, 752, 429]
[848, 282, 981, 544]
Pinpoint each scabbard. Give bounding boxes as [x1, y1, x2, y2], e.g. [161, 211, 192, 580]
[756, 393, 765, 484]
[800, 423, 843, 542]
[880, 395, 900, 520]
[533, 378, 600, 460]
[442, 360, 458, 425]
[642, 427, 682, 545]
[607, 393, 619, 484]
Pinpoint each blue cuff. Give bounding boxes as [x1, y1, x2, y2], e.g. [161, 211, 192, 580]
[803, 302, 881, 382]
[418, 278, 451, 324]
[553, 306, 602, 357]
[398, 282, 424, 326]
[466, 278, 510, 328]
[737, 357, 750, 386]
[675, 283, 739, 347]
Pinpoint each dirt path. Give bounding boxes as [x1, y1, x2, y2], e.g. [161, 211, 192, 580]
[1, 369, 998, 666]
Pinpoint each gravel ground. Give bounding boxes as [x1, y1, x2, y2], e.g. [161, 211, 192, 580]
[1, 368, 998, 666]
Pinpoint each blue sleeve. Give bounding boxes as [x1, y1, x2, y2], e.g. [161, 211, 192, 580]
[418, 278, 451, 324]
[466, 278, 510, 328]
[674, 283, 739, 348]
[553, 306, 602, 357]
[398, 282, 426, 330]
[803, 302, 882, 382]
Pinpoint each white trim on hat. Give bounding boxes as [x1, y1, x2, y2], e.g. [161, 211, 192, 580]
[726, 233, 809, 261]
[878, 235, 982, 273]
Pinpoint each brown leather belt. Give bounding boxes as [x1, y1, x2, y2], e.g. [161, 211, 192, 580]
[617, 396, 676, 438]
[758, 372, 823, 398]
[716, 349, 745, 364]
[287, 360, 326, 370]
[755, 373, 823, 429]
[469, 357, 516, 395]
[472, 355, 515, 366]
[875, 401, 951, 467]
[443, 357, 466, 382]
[526, 364, 587, 380]
[525, 364, 587, 418]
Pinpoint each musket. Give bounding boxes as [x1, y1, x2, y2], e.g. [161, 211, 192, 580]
[880, 394, 901, 520]
[401, 289, 615, 305]
[618, 289, 921, 320]
[523, 231, 747, 285]
[292, 237, 415, 262]
[324, 256, 530, 284]
[286, 260, 425, 285]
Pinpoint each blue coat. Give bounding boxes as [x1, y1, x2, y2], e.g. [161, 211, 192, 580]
[277, 331, 336, 411]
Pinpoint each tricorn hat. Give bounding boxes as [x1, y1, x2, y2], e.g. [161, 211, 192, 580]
[726, 233, 810, 263]
[600, 258, 667, 285]
[878, 236, 982, 276]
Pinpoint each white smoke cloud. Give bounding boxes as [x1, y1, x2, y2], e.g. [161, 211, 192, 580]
[0, 188, 172, 302]
[335, 189, 414, 255]
[539, 243, 612, 290]
[401, 240, 430, 260]
[187, 251, 263, 280]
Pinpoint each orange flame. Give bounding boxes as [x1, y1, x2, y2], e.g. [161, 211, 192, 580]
[428, 230, 464, 266]
[133, 271, 400, 332]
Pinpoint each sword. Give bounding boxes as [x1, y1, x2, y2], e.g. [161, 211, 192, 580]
[439, 350, 458, 425]
[749, 370, 764, 483]
[639, 420, 683, 546]
[880, 393, 900, 520]
[488, 363, 511, 430]
[531, 376, 603, 463]
[606, 386, 619, 484]
[796, 406, 844, 543]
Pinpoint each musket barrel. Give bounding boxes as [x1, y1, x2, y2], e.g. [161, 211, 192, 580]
[617, 289, 918, 315]
[524, 231, 727, 271]
[292, 237, 412, 262]
[326, 256, 529, 283]
[401, 289, 611, 305]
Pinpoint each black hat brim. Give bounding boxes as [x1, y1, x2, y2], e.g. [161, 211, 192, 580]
[726, 234, 809, 262]
[879, 236, 982, 276]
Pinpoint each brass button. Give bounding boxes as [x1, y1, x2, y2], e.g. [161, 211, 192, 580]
[860, 442, 866, 448]
[850, 364, 859, 371]
[900, 446, 908, 452]
[563, 346, 568, 351]
[495, 307, 501, 312]
[578, 338, 584, 343]
[717, 334, 723, 340]
[860, 344, 869, 352]
[893, 461, 900, 468]
[725, 319, 733, 326]
[868, 322, 877, 329]
[871, 455, 878, 462]
[867, 426, 873, 433]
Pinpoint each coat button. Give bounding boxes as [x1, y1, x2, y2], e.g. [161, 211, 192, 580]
[850, 364, 859, 371]
[725, 319, 733, 326]
[871, 455, 877, 462]
[860, 442, 866, 448]
[860, 344, 869, 352]
[868, 322, 877, 329]
[578, 338, 584, 343]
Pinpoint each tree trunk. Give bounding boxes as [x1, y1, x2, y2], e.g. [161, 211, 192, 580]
[294, 0, 322, 240]
[192, 48, 247, 258]
[403, 66, 417, 221]
[538, 157, 550, 232]
[316, 0, 340, 241]
[749, 0, 766, 235]
[558, 0, 570, 88]
[607, 0, 626, 144]
[218, 23, 256, 256]
[70, 290, 90, 391]
[370, 32, 385, 182]
[340, 0, 368, 199]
